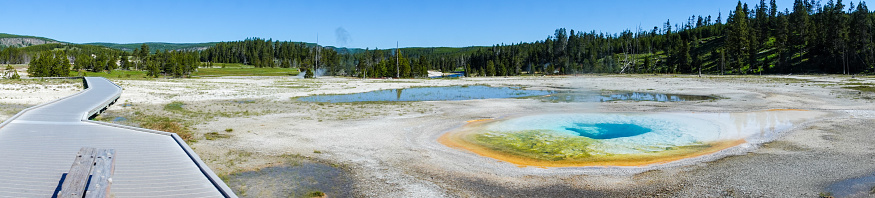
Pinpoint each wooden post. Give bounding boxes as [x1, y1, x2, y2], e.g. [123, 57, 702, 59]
[85, 149, 116, 198]
[59, 148, 96, 198]
[59, 147, 116, 198]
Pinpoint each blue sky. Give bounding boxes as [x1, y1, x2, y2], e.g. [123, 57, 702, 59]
[0, 0, 858, 48]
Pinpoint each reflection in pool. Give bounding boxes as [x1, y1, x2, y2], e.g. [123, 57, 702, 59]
[297, 86, 553, 103]
[439, 110, 825, 167]
[297, 85, 718, 103]
[541, 92, 717, 102]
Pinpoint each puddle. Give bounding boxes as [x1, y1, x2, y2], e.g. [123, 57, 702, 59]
[541, 92, 717, 102]
[230, 100, 256, 104]
[439, 110, 826, 167]
[226, 161, 353, 198]
[827, 172, 875, 198]
[297, 86, 552, 103]
[112, 117, 127, 122]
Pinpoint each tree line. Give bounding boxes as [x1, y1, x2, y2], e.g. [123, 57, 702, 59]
[311, 0, 875, 77]
[11, 0, 875, 78]
[6, 43, 201, 78]
[454, 0, 875, 76]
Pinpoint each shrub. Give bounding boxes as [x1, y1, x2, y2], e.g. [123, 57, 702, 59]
[306, 191, 325, 197]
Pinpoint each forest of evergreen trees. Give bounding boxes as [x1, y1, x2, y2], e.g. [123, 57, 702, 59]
[452, 0, 875, 76]
[0, 43, 200, 78]
[5, 0, 875, 78]
[190, 0, 875, 77]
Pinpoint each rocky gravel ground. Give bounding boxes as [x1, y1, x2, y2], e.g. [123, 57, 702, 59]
[5, 75, 875, 197]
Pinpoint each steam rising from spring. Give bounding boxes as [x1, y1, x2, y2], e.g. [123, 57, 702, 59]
[335, 27, 351, 47]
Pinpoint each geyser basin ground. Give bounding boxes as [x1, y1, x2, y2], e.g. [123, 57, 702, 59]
[440, 110, 826, 167]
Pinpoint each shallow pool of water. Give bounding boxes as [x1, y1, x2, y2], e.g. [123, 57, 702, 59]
[226, 161, 352, 198]
[297, 85, 717, 103]
[297, 86, 552, 103]
[230, 100, 256, 104]
[541, 92, 716, 102]
[827, 172, 875, 198]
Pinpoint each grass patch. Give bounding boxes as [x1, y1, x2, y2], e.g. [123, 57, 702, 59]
[472, 130, 595, 161]
[164, 101, 185, 111]
[844, 86, 875, 93]
[843, 82, 874, 86]
[134, 114, 194, 142]
[768, 77, 809, 84]
[818, 192, 834, 198]
[0, 78, 83, 87]
[70, 70, 149, 79]
[155, 101, 274, 126]
[204, 132, 231, 140]
[202, 62, 250, 68]
[0, 103, 30, 119]
[306, 191, 325, 197]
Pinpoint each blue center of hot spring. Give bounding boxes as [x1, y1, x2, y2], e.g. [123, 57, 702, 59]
[564, 123, 652, 139]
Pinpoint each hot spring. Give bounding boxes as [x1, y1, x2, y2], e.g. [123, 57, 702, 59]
[440, 110, 825, 167]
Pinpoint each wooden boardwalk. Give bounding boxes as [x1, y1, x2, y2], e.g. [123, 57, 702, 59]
[0, 77, 235, 197]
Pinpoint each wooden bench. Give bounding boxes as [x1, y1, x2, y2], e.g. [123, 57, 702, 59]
[57, 147, 116, 198]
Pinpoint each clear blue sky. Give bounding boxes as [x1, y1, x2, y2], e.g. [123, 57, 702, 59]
[0, 0, 861, 49]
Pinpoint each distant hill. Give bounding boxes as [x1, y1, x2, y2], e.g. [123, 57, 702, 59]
[0, 33, 62, 47]
[85, 42, 219, 52]
[0, 33, 489, 57]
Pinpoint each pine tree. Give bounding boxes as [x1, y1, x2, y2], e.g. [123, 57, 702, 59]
[770, 0, 779, 35]
[748, 2, 761, 74]
[120, 56, 130, 70]
[139, 44, 150, 59]
[776, 10, 791, 72]
[107, 55, 117, 73]
[93, 53, 106, 72]
[5, 65, 20, 79]
[789, 0, 811, 72]
[850, 2, 872, 73]
[756, 0, 770, 46]
[27, 51, 48, 77]
[679, 38, 692, 73]
[74, 53, 90, 75]
[727, 1, 751, 74]
[55, 51, 69, 77]
[486, 60, 495, 76]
